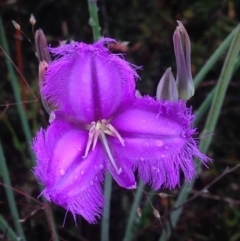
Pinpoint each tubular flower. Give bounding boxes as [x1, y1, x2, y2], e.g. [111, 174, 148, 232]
[32, 37, 210, 223]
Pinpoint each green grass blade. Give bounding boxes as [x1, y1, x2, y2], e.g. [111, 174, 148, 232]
[0, 215, 19, 241]
[194, 87, 216, 126]
[233, 55, 240, 73]
[200, 23, 240, 153]
[194, 25, 238, 89]
[159, 23, 240, 241]
[0, 142, 26, 241]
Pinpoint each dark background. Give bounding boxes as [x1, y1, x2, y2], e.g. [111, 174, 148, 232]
[0, 0, 240, 240]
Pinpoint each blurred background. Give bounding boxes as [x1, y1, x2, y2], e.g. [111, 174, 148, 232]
[0, 0, 240, 240]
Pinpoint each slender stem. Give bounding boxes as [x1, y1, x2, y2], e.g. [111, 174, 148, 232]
[87, 0, 101, 41]
[0, 142, 26, 241]
[100, 133, 113, 241]
[123, 181, 145, 241]
[101, 172, 112, 241]
[0, 215, 19, 241]
[159, 23, 240, 241]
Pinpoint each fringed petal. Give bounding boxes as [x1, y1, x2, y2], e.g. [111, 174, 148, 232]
[42, 38, 139, 122]
[111, 97, 210, 189]
[32, 119, 106, 223]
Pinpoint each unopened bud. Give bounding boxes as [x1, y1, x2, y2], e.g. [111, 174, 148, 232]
[173, 21, 194, 100]
[35, 29, 51, 63]
[12, 20, 20, 30]
[156, 68, 178, 101]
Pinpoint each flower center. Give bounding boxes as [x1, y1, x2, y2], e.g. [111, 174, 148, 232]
[83, 119, 125, 174]
[83, 118, 124, 163]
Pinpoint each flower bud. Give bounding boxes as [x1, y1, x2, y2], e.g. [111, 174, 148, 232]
[156, 67, 178, 101]
[35, 30, 52, 114]
[173, 21, 194, 100]
[35, 29, 51, 63]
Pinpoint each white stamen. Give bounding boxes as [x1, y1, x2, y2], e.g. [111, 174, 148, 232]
[83, 119, 125, 164]
[100, 133, 121, 174]
[106, 124, 125, 146]
[82, 122, 96, 158]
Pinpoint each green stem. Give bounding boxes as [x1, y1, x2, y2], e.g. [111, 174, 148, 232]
[159, 23, 240, 241]
[101, 172, 112, 241]
[87, 0, 101, 41]
[123, 181, 145, 241]
[0, 142, 26, 241]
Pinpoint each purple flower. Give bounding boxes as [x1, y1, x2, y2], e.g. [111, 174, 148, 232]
[33, 38, 209, 223]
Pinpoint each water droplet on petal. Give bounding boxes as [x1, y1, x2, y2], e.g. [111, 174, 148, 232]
[140, 157, 144, 161]
[161, 154, 165, 158]
[94, 165, 97, 169]
[99, 164, 104, 170]
[181, 131, 186, 138]
[118, 167, 122, 174]
[156, 140, 164, 147]
[59, 169, 65, 176]
[80, 169, 84, 175]
[90, 180, 93, 186]
[165, 145, 169, 150]
[95, 176, 98, 181]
